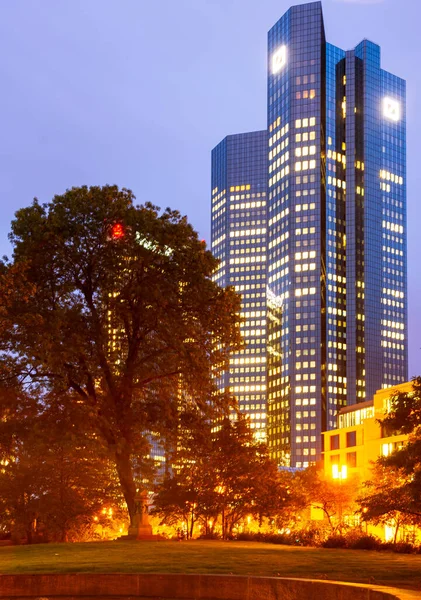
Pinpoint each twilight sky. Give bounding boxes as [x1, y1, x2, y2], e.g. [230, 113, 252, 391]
[0, 0, 419, 376]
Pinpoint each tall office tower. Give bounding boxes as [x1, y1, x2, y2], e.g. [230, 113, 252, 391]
[267, 1, 407, 467]
[211, 132, 268, 440]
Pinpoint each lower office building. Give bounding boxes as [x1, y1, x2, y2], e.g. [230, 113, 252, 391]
[211, 131, 268, 440]
[322, 380, 415, 542]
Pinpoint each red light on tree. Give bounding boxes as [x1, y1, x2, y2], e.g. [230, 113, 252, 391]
[111, 223, 125, 240]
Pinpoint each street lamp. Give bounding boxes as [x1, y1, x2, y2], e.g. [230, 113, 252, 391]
[331, 464, 347, 534]
[332, 464, 347, 480]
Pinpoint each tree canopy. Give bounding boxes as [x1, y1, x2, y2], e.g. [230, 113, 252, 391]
[360, 377, 421, 523]
[152, 415, 289, 539]
[0, 185, 242, 524]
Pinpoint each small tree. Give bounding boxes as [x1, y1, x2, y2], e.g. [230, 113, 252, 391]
[359, 378, 421, 528]
[0, 396, 124, 542]
[153, 415, 289, 539]
[359, 462, 420, 543]
[297, 467, 359, 534]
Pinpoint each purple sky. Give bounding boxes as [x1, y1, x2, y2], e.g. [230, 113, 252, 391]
[0, 0, 419, 376]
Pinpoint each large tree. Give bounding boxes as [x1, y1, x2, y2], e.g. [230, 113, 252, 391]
[0, 186, 242, 525]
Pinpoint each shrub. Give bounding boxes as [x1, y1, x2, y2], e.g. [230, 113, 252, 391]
[347, 534, 382, 550]
[322, 534, 347, 548]
[393, 541, 416, 554]
[197, 531, 220, 540]
[235, 531, 297, 546]
[294, 526, 325, 547]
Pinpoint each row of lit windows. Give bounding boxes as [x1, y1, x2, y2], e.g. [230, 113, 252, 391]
[230, 356, 266, 365]
[268, 269, 289, 284]
[328, 341, 347, 349]
[269, 166, 290, 187]
[269, 150, 290, 174]
[383, 221, 404, 234]
[295, 263, 316, 272]
[229, 228, 266, 238]
[232, 246, 265, 254]
[295, 160, 316, 171]
[381, 341, 405, 349]
[212, 197, 226, 213]
[269, 137, 289, 160]
[269, 207, 289, 226]
[212, 233, 226, 248]
[229, 193, 266, 202]
[269, 115, 281, 132]
[242, 329, 266, 337]
[327, 176, 346, 189]
[240, 319, 266, 328]
[380, 170, 403, 185]
[295, 145, 316, 157]
[295, 287, 316, 297]
[229, 184, 251, 192]
[327, 149, 346, 164]
[268, 255, 289, 272]
[268, 231, 290, 249]
[295, 89, 316, 100]
[269, 123, 289, 146]
[381, 320, 405, 330]
[230, 201, 266, 210]
[381, 330, 405, 340]
[295, 117, 316, 129]
[296, 361, 316, 370]
[296, 131, 316, 143]
[383, 288, 405, 298]
[296, 174, 316, 185]
[296, 227, 316, 236]
[296, 202, 316, 212]
[295, 250, 316, 260]
[229, 255, 266, 265]
[232, 385, 266, 392]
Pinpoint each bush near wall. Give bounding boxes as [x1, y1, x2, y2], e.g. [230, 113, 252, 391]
[234, 530, 421, 554]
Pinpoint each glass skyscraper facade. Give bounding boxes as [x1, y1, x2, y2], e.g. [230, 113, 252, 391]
[212, 1, 407, 466]
[211, 132, 268, 440]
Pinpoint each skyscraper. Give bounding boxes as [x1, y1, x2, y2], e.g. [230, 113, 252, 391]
[211, 132, 268, 440]
[212, 1, 407, 466]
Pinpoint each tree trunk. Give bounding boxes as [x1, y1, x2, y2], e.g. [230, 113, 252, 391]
[114, 447, 137, 525]
[393, 518, 400, 544]
[190, 512, 195, 539]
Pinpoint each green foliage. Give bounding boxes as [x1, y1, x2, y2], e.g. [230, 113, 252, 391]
[295, 467, 359, 534]
[153, 415, 289, 539]
[0, 396, 125, 542]
[381, 377, 421, 435]
[0, 186, 242, 523]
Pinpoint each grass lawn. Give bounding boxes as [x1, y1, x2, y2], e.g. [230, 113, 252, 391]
[1, 540, 421, 590]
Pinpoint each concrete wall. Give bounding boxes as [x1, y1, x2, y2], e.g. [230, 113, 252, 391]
[0, 574, 419, 600]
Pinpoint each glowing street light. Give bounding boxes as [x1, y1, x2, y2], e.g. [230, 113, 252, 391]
[332, 464, 347, 480]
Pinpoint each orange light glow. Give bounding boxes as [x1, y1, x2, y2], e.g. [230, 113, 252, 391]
[111, 223, 124, 239]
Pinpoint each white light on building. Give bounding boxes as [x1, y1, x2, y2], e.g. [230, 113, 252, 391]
[383, 97, 401, 122]
[272, 46, 287, 74]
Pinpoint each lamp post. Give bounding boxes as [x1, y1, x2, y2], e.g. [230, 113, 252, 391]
[332, 464, 347, 533]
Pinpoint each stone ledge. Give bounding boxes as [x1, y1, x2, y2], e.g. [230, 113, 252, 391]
[0, 574, 419, 600]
